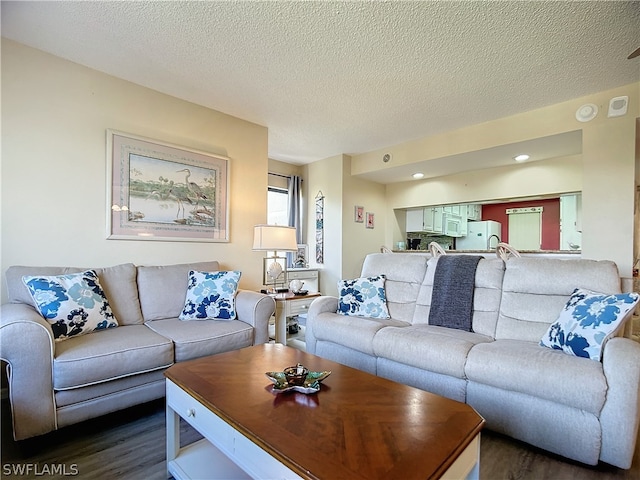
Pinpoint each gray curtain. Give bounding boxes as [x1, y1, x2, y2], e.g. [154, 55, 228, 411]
[287, 175, 302, 267]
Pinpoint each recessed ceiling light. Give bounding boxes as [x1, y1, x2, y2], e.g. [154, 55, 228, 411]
[513, 154, 530, 162]
[412, 172, 424, 179]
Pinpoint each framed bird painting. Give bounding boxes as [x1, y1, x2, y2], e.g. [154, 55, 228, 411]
[107, 130, 229, 242]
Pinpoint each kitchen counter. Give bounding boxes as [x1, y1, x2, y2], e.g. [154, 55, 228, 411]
[392, 249, 581, 258]
[450, 249, 581, 254]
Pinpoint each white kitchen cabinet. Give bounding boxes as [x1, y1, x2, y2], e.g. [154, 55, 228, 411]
[422, 209, 434, 231]
[432, 207, 444, 233]
[466, 204, 482, 221]
[444, 205, 462, 216]
[406, 209, 425, 232]
[459, 206, 468, 236]
[406, 207, 443, 234]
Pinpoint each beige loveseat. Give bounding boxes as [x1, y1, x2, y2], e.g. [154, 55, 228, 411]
[0, 261, 275, 440]
[306, 252, 640, 469]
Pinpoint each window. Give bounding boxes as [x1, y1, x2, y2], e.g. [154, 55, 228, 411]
[267, 187, 288, 225]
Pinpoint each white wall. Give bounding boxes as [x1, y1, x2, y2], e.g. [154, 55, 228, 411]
[1, 40, 270, 302]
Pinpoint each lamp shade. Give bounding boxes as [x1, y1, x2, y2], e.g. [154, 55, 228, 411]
[252, 225, 298, 251]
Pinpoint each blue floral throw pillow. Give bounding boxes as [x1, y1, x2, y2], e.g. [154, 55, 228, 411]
[180, 270, 241, 321]
[540, 288, 640, 361]
[337, 275, 390, 319]
[23, 271, 118, 342]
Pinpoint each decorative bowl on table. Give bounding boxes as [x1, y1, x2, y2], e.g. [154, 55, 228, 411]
[283, 363, 308, 386]
[265, 366, 331, 394]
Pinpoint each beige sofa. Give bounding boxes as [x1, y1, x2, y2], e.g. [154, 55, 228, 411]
[1, 261, 275, 441]
[306, 252, 640, 469]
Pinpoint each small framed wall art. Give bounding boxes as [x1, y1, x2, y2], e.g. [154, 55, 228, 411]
[354, 205, 364, 223]
[366, 212, 375, 229]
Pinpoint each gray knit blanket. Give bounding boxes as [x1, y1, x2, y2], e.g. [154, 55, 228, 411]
[428, 255, 483, 331]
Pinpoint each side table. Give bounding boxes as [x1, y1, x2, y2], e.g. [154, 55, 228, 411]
[272, 292, 321, 345]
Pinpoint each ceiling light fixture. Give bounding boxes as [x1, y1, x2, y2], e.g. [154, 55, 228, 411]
[513, 154, 530, 162]
[412, 172, 424, 179]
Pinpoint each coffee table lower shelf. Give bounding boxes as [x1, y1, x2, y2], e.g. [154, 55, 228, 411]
[167, 439, 250, 480]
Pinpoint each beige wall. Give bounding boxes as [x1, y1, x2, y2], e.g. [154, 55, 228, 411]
[354, 83, 639, 278]
[1, 40, 269, 302]
[341, 156, 386, 281]
[302, 155, 386, 296]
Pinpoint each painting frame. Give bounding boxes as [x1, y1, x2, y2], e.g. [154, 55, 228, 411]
[315, 192, 324, 263]
[106, 130, 230, 242]
[294, 244, 309, 268]
[354, 205, 364, 223]
[366, 212, 375, 229]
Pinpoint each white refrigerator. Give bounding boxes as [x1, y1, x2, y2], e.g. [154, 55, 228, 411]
[456, 220, 502, 250]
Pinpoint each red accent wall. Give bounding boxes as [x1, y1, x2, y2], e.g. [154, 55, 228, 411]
[481, 198, 560, 250]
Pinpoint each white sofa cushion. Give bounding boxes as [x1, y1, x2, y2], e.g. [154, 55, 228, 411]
[373, 325, 493, 379]
[137, 261, 220, 321]
[145, 318, 253, 362]
[93, 263, 144, 325]
[465, 339, 607, 415]
[312, 312, 409, 356]
[496, 258, 622, 342]
[53, 325, 173, 390]
[413, 257, 505, 337]
[360, 253, 429, 323]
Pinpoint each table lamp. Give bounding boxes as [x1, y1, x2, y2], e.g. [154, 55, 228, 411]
[252, 225, 298, 293]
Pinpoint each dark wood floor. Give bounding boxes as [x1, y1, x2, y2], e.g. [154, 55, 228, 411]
[1, 398, 639, 479]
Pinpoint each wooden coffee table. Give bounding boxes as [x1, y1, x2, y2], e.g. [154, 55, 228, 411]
[165, 344, 484, 479]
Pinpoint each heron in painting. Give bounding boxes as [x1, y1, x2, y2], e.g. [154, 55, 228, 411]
[146, 180, 189, 219]
[168, 188, 193, 220]
[177, 168, 207, 203]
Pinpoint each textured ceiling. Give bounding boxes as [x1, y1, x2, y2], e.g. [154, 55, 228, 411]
[2, 1, 639, 172]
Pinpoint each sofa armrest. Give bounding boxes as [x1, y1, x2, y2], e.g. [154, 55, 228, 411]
[0, 303, 57, 440]
[599, 337, 640, 468]
[235, 290, 276, 345]
[306, 296, 339, 354]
